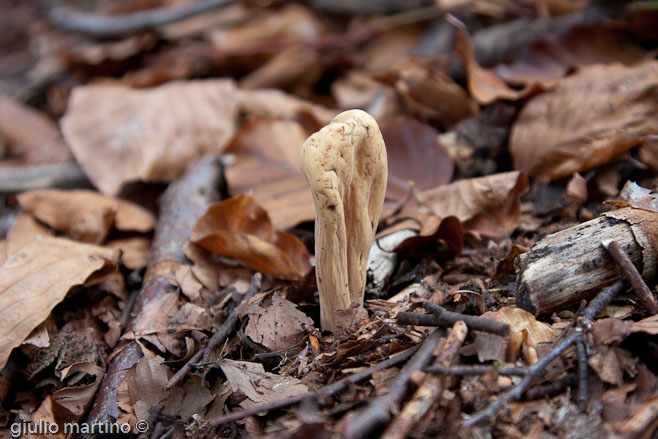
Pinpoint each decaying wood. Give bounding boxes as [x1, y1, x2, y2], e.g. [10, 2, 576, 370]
[516, 207, 658, 317]
[86, 156, 225, 425]
[422, 302, 509, 336]
[0, 163, 90, 193]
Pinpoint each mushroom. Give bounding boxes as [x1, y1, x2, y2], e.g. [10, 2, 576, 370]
[299, 109, 388, 331]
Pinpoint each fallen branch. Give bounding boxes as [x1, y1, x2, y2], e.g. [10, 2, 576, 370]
[0, 163, 90, 193]
[86, 156, 225, 424]
[425, 364, 526, 376]
[517, 207, 657, 316]
[208, 344, 419, 426]
[167, 272, 262, 389]
[464, 279, 625, 427]
[422, 302, 510, 336]
[49, 0, 239, 38]
[342, 329, 443, 439]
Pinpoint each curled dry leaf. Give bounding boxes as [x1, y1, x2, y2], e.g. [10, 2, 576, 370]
[61, 80, 238, 195]
[452, 17, 536, 105]
[381, 116, 454, 201]
[190, 195, 311, 280]
[417, 171, 529, 239]
[225, 119, 315, 230]
[510, 62, 658, 182]
[0, 236, 118, 370]
[17, 189, 155, 244]
[219, 359, 308, 409]
[244, 292, 314, 351]
[609, 181, 658, 214]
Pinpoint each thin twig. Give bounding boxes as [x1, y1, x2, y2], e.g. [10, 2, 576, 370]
[208, 345, 419, 425]
[49, 0, 240, 38]
[342, 330, 443, 439]
[0, 163, 90, 192]
[167, 272, 262, 389]
[602, 239, 658, 315]
[422, 302, 510, 336]
[425, 364, 527, 376]
[576, 339, 588, 411]
[524, 374, 578, 401]
[463, 280, 625, 427]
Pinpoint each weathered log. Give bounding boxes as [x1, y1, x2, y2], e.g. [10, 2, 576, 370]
[516, 207, 658, 316]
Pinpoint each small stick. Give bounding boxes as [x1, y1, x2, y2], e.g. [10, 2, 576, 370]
[464, 280, 625, 427]
[167, 272, 262, 389]
[576, 339, 588, 411]
[524, 374, 578, 401]
[342, 330, 443, 439]
[0, 163, 90, 193]
[422, 302, 510, 336]
[382, 321, 467, 439]
[425, 364, 527, 376]
[209, 345, 419, 426]
[602, 239, 658, 315]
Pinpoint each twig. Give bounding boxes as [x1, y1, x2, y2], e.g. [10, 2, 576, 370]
[463, 280, 625, 427]
[342, 330, 443, 439]
[0, 163, 90, 193]
[422, 302, 510, 336]
[382, 321, 467, 439]
[167, 273, 262, 389]
[208, 345, 419, 425]
[524, 374, 578, 401]
[425, 364, 527, 376]
[576, 339, 588, 411]
[602, 239, 658, 315]
[49, 0, 240, 38]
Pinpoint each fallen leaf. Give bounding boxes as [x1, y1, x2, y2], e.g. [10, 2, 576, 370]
[225, 119, 314, 230]
[237, 88, 336, 126]
[452, 17, 535, 105]
[52, 362, 105, 417]
[107, 236, 151, 270]
[631, 313, 658, 335]
[219, 359, 308, 408]
[589, 345, 624, 385]
[592, 318, 633, 345]
[639, 138, 658, 171]
[131, 351, 170, 420]
[191, 195, 311, 280]
[61, 79, 238, 195]
[0, 236, 118, 370]
[416, 171, 529, 239]
[244, 292, 314, 351]
[510, 62, 658, 182]
[17, 190, 155, 244]
[6, 213, 52, 255]
[613, 181, 658, 214]
[0, 95, 72, 165]
[484, 307, 555, 345]
[381, 116, 454, 201]
[131, 292, 182, 356]
[494, 26, 648, 90]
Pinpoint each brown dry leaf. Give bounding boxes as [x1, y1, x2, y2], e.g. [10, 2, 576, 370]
[639, 138, 658, 171]
[416, 171, 529, 239]
[61, 79, 238, 195]
[452, 17, 535, 105]
[494, 26, 648, 90]
[589, 345, 624, 386]
[614, 396, 658, 436]
[225, 119, 314, 230]
[0, 236, 118, 370]
[162, 375, 213, 419]
[131, 292, 182, 356]
[219, 359, 308, 409]
[631, 314, 658, 335]
[381, 116, 454, 201]
[6, 213, 52, 255]
[592, 318, 633, 345]
[191, 195, 311, 280]
[107, 237, 151, 270]
[613, 181, 658, 214]
[52, 362, 105, 418]
[0, 95, 72, 165]
[510, 62, 658, 182]
[131, 351, 170, 421]
[244, 292, 314, 351]
[484, 307, 555, 345]
[17, 190, 155, 244]
[236, 88, 336, 126]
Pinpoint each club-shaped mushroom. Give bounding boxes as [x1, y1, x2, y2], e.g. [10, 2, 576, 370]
[299, 109, 387, 331]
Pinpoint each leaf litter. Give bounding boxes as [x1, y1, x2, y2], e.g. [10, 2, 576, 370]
[1, 1, 658, 438]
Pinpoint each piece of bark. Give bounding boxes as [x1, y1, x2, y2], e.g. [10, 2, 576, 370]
[516, 207, 658, 317]
[86, 156, 225, 426]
